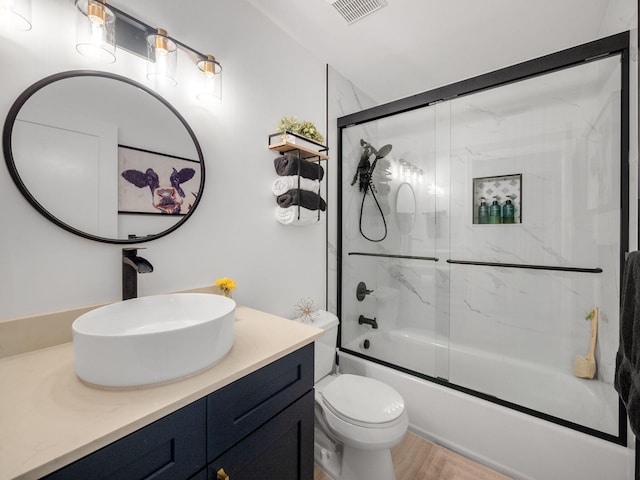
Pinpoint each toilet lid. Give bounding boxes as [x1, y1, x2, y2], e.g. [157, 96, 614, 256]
[321, 374, 405, 425]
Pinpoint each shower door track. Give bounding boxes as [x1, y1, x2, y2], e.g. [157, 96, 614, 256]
[446, 259, 602, 273]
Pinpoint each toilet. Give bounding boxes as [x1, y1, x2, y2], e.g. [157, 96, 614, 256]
[308, 311, 408, 480]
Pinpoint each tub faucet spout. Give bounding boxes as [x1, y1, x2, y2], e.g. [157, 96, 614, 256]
[358, 315, 378, 329]
[122, 248, 153, 301]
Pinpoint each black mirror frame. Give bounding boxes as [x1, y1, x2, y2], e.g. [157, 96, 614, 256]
[2, 70, 205, 244]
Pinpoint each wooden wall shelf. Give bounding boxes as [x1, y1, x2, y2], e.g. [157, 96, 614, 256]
[268, 141, 329, 161]
[268, 132, 329, 162]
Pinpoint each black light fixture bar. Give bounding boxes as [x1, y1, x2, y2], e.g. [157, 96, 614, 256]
[104, 2, 209, 62]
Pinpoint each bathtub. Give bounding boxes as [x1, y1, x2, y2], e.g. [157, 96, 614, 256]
[340, 329, 633, 480]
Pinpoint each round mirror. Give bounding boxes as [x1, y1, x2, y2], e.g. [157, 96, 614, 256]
[395, 182, 416, 234]
[3, 70, 205, 243]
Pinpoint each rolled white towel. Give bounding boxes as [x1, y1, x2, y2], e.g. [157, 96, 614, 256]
[272, 176, 320, 196]
[275, 206, 322, 226]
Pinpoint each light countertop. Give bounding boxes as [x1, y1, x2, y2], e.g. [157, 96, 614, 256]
[0, 305, 322, 480]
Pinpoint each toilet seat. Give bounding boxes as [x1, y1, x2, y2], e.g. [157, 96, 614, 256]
[320, 374, 405, 428]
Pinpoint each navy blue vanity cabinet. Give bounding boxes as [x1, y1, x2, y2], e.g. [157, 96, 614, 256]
[207, 344, 315, 480]
[43, 398, 207, 480]
[42, 344, 315, 480]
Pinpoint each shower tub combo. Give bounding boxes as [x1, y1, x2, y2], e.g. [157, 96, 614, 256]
[336, 33, 633, 479]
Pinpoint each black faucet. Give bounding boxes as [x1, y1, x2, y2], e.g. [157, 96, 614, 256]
[122, 248, 153, 300]
[358, 315, 378, 329]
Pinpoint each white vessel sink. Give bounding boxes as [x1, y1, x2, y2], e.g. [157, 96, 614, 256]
[72, 293, 236, 387]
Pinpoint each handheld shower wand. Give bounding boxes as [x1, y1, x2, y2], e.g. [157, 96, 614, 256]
[351, 139, 392, 242]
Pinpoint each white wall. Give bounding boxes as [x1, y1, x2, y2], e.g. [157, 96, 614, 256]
[0, 0, 328, 320]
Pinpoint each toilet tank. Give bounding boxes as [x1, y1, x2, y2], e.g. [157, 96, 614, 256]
[309, 310, 339, 382]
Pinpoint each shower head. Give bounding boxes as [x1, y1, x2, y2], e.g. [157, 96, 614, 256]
[360, 139, 392, 160]
[376, 144, 392, 159]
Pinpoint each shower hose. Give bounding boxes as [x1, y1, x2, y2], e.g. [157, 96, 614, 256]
[358, 158, 388, 242]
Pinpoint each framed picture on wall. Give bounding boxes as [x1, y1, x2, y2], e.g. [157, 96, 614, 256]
[117, 145, 201, 215]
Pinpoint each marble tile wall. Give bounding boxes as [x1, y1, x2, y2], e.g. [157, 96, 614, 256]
[326, 66, 377, 316]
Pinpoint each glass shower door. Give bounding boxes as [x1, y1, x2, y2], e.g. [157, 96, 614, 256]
[340, 106, 446, 379]
[446, 54, 622, 436]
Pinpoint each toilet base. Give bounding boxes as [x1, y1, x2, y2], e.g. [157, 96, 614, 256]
[340, 445, 395, 480]
[314, 426, 342, 479]
[314, 433, 396, 480]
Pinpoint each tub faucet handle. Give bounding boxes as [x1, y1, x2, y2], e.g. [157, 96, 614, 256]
[356, 281, 374, 301]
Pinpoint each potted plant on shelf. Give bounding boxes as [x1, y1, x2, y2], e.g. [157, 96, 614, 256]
[276, 116, 325, 145]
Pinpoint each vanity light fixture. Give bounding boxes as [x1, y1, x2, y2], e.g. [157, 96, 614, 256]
[146, 28, 177, 87]
[75, 0, 116, 64]
[0, 0, 32, 31]
[196, 54, 223, 104]
[71, 1, 222, 102]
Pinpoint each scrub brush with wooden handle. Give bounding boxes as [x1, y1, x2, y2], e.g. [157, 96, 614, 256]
[574, 307, 598, 379]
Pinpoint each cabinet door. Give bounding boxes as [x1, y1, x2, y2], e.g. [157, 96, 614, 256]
[190, 468, 207, 480]
[208, 390, 314, 480]
[44, 398, 206, 480]
[207, 344, 314, 461]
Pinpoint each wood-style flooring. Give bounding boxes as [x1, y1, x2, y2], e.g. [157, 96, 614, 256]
[313, 432, 511, 480]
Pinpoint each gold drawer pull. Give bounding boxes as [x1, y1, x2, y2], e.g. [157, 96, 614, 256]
[217, 468, 230, 480]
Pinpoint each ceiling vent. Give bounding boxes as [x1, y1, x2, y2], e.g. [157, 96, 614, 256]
[326, 0, 387, 25]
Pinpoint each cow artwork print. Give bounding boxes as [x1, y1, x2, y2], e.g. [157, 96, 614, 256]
[118, 145, 200, 215]
[121, 167, 195, 214]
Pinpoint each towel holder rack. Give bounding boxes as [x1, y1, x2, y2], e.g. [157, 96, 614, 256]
[269, 132, 328, 225]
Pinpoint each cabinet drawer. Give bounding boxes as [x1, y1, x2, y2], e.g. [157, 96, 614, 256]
[208, 390, 314, 480]
[44, 398, 206, 480]
[207, 343, 314, 461]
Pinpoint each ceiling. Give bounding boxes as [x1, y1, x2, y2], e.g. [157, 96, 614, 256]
[246, 0, 635, 104]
